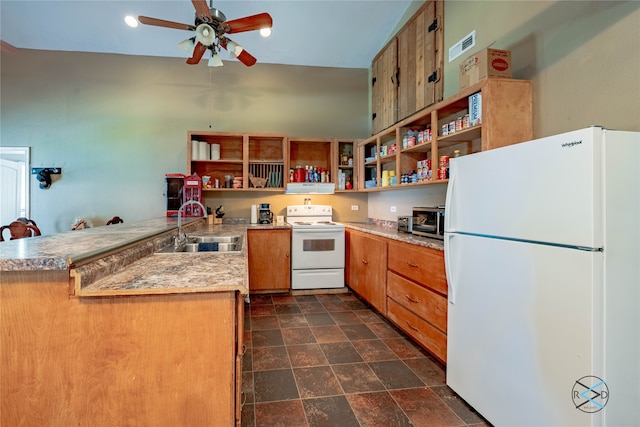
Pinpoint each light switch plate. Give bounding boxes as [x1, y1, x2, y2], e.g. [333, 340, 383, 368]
[351, 205, 359, 211]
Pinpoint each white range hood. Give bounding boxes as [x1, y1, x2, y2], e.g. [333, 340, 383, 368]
[285, 183, 335, 195]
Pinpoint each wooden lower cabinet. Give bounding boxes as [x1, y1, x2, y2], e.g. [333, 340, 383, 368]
[0, 271, 244, 426]
[345, 229, 387, 313]
[248, 228, 291, 292]
[387, 240, 448, 363]
[345, 230, 448, 363]
[387, 298, 447, 363]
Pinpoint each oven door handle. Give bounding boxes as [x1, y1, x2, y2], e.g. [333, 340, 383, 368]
[293, 228, 343, 234]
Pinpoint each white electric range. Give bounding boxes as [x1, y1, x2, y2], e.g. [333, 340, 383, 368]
[286, 205, 345, 290]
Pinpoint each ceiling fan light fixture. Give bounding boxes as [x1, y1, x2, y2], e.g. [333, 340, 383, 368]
[226, 39, 244, 58]
[195, 23, 216, 46]
[260, 27, 271, 37]
[124, 15, 139, 28]
[208, 53, 224, 67]
[178, 38, 196, 56]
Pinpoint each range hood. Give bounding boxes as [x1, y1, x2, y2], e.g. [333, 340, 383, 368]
[285, 183, 335, 195]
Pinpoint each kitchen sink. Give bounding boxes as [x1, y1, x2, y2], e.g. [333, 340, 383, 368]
[155, 235, 243, 254]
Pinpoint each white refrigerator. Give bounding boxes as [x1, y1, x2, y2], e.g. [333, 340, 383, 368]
[444, 127, 639, 427]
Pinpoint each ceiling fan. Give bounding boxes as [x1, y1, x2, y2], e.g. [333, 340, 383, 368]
[138, 0, 272, 67]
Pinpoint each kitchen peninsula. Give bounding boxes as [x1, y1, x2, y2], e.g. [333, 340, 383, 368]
[0, 218, 249, 426]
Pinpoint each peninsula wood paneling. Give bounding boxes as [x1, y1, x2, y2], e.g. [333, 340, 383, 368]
[1, 271, 240, 426]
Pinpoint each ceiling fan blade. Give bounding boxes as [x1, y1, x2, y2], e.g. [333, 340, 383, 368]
[186, 42, 207, 65]
[138, 16, 195, 31]
[221, 13, 273, 34]
[1, 40, 19, 55]
[236, 50, 257, 67]
[191, 0, 213, 23]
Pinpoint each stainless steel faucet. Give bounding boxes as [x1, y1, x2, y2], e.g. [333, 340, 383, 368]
[175, 200, 208, 250]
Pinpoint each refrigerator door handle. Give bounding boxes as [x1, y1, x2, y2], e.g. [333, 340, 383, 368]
[444, 232, 455, 304]
[444, 164, 456, 232]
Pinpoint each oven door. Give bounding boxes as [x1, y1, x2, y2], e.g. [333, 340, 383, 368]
[291, 228, 345, 269]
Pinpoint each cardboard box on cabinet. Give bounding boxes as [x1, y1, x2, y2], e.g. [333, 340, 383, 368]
[459, 48, 512, 90]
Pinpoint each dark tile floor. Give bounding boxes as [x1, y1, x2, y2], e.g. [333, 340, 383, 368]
[241, 292, 489, 427]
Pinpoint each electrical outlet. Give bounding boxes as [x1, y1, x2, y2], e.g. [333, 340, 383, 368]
[351, 205, 359, 211]
[390, 206, 397, 213]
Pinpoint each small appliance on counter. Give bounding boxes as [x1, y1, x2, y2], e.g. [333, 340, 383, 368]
[412, 206, 445, 239]
[397, 216, 413, 233]
[165, 173, 185, 217]
[258, 203, 273, 224]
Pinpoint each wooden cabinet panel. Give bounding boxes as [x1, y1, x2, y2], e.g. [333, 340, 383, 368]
[372, 0, 444, 134]
[387, 271, 447, 333]
[387, 298, 447, 363]
[248, 229, 291, 292]
[371, 39, 398, 135]
[397, 0, 441, 120]
[345, 229, 387, 313]
[1, 271, 242, 426]
[481, 79, 534, 151]
[388, 240, 447, 295]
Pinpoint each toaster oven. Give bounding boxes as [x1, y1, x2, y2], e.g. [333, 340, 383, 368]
[412, 207, 445, 239]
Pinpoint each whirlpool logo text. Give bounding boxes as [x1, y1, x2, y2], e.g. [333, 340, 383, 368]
[562, 140, 583, 148]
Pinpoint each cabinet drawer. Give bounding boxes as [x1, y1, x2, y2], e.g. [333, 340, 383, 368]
[387, 271, 447, 333]
[387, 298, 447, 363]
[388, 240, 447, 295]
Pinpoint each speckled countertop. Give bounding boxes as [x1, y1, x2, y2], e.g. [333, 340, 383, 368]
[76, 222, 289, 297]
[344, 222, 444, 251]
[1, 217, 289, 297]
[0, 217, 202, 271]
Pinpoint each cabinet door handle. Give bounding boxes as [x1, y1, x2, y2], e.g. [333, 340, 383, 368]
[361, 259, 368, 265]
[405, 295, 420, 304]
[407, 261, 419, 268]
[405, 321, 419, 332]
[286, 253, 289, 257]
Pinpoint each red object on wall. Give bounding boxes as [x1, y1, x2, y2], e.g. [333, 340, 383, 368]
[182, 173, 203, 217]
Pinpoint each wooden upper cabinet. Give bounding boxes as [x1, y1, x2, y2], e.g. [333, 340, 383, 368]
[371, 39, 398, 135]
[397, 0, 443, 121]
[371, 0, 444, 135]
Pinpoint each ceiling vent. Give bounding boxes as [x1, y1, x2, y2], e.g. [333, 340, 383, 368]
[449, 30, 476, 62]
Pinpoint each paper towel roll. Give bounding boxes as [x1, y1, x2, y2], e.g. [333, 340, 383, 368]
[250, 205, 258, 224]
[191, 140, 200, 160]
[198, 141, 209, 160]
[210, 143, 220, 160]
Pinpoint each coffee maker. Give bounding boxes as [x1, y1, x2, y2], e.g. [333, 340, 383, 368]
[258, 203, 273, 224]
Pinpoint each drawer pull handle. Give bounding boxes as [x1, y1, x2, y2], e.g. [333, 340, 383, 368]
[405, 295, 420, 304]
[405, 321, 419, 332]
[407, 262, 419, 268]
[362, 259, 368, 265]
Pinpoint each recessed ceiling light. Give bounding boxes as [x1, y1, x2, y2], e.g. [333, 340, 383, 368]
[124, 15, 139, 28]
[260, 27, 271, 38]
